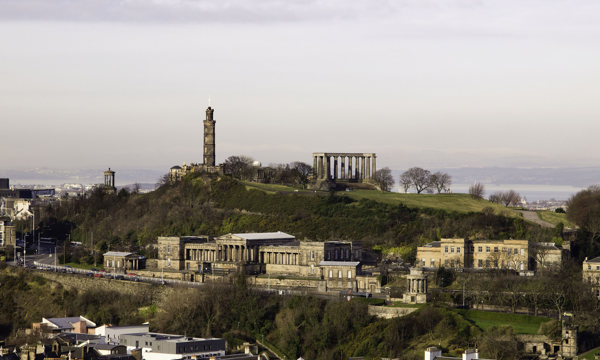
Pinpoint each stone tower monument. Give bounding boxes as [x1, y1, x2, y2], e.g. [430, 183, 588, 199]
[204, 106, 216, 167]
[104, 168, 116, 194]
[402, 267, 429, 304]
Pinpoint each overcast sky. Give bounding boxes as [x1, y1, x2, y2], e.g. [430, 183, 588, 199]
[2, 0, 600, 174]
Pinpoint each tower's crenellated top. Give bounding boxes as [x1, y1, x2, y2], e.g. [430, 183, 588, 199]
[205, 107, 214, 122]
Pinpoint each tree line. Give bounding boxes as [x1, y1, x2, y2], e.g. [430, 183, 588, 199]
[400, 167, 452, 194]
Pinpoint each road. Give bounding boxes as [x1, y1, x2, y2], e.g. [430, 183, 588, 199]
[518, 210, 554, 228]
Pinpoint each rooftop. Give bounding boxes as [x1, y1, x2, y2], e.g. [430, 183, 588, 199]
[104, 251, 134, 257]
[422, 241, 441, 248]
[232, 232, 294, 240]
[44, 316, 96, 330]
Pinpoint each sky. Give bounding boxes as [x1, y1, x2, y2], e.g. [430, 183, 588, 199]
[2, 0, 600, 174]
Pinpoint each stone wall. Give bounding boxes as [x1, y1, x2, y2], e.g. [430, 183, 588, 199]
[35, 271, 168, 298]
[250, 276, 321, 290]
[368, 305, 418, 319]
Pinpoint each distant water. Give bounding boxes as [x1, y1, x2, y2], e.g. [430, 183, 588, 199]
[393, 183, 585, 202]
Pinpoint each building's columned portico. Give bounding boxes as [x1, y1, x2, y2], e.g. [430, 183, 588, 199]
[312, 152, 377, 182]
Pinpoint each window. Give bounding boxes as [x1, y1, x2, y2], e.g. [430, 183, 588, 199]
[347, 270, 352, 279]
[310, 250, 314, 260]
[478, 259, 482, 267]
[494, 247, 498, 253]
[451, 247, 454, 253]
[329, 270, 333, 278]
[486, 260, 490, 267]
[167, 258, 171, 267]
[445, 246, 448, 253]
[486, 246, 490, 253]
[457, 247, 461, 254]
[310, 265, 314, 274]
[450, 260, 455, 267]
[478, 246, 482, 252]
[520, 248, 525, 256]
[167, 245, 171, 253]
[430, 259, 435, 267]
[493, 260, 498, 268]
[338, 270, 342, 278]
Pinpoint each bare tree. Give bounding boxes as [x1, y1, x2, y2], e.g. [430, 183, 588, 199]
[401, 167, 431, 194]
[290, 161, 312, 187]
[223, 155, 254, 180]
[429, 171, 452, 193]
[373, 167, 395, 191]
[399, 172, 412, 193]
[469, 182, 485, 199]
[502, 190, 521, 207]
[489, 191, 503, 204]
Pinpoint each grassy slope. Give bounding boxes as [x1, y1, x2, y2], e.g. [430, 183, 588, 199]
[244, 182, 523, 216]
[578, 346, 600, 360]
[456, 309, 550, 334]
[341, 190, 523, 217]
[537, 210, 576, 228]
[243, 184, 572, 230]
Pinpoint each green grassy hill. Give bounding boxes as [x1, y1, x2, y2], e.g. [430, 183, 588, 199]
[343, 190, 520, 216]
[38, 175, 560, 259]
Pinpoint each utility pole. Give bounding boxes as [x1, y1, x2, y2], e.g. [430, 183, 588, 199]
[91, 232, 95, 266]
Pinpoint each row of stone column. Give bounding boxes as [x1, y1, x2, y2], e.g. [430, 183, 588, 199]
[407, 277, 427, 294]
[187, 245, 260, 263]
[126, 259, 140, 269]
[260, 251, 299, 265]
[313, 154, 376, 181]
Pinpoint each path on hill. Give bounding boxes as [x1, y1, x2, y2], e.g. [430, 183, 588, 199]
[518, 210, 554, 228]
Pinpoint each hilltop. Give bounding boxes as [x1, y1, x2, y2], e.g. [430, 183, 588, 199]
[36, 173, 562, 262]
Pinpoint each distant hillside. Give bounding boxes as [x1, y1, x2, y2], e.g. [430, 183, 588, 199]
[38, 174, 559, 258]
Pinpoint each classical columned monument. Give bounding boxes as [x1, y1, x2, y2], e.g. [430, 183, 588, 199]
[312, 152, 376, 182]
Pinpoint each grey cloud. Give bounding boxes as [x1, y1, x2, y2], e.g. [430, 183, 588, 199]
[0, 0, 389, 23]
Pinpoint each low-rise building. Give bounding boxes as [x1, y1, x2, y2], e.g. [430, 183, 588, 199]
[94, 324, 150, 344]
[119, 333, 225, 360]
[583, 256, 600, 299]
[33, 316, 97, 335]
[424, 347, 488, 360]
[416, 238, 563, 272]
[103, 252, 146, 272]
[0, 216, 16, 247]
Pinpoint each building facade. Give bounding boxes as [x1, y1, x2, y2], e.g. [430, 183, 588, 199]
[103, 251, 146, 271]
[583, 256, 600, 299]
[119, 333, 225, 360]
[416, 238, 562, 272]
[0, 216, 16, 247]
[155, 232, 379, 292]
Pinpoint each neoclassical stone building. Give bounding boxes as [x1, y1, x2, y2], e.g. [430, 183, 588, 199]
[416, 238, 564, 272]
[583, 256, 600, 299]
[312, 152, 376, 183]
[156, 232, 380, 292]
